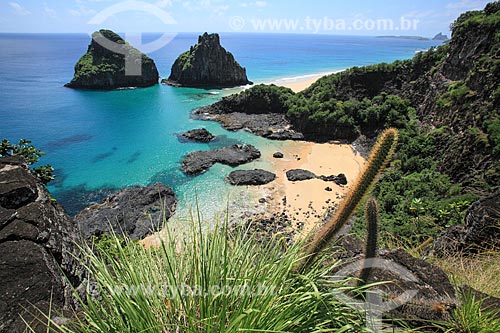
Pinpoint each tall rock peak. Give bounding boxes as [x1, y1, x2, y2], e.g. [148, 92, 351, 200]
[164, 32, 253, 88]
[65, 29, 159, 90]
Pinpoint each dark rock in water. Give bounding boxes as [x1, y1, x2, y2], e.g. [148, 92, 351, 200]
[226, 169, 276, 185]
[286, 169, 317, 181]
[0, 157, 83, 333]
[273, 152, 284, 158]
[325, 187, 332, 192]
[75, 183, 177, 240]
[65, 29, 159, 90]
[164, 32, 252, 88]
[179, 128, 215, 143]
[181, 144, 261, 175]
[432, 192, 500, 255]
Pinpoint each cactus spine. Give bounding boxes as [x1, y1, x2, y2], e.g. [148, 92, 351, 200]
[357, 197, 379, 287]
[295, 128, 398, 273]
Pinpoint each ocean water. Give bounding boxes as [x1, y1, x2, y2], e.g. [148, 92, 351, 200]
[0, 32, 442, 219]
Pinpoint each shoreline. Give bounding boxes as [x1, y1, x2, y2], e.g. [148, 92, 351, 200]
[269, 70, 341, 92]
[244, 140, 366, 238]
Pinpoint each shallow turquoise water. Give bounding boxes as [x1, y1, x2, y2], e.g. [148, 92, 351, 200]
[0, 33, 442, 218]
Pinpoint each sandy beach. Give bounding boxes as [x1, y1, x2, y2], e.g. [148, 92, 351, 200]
[271, 71, 337, 92]
[251, 141, 365, 237]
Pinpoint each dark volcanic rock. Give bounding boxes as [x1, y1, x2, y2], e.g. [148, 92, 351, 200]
[226, 169, 276, 185]
[333, 236, 457, 325]
[193, 84, 305, 140]
[75, 183, 176, 241]
[319, 173, 348, 186]
[164, 32, 252, 88]
[286, 169, 317, 181]
[432, 192, 500, 255]
[181, 144, 261, 175]
[179, 128, 215, 143]
[432, 32, 449, 41]
[65, 29, 159, 90]
[286, 169, 348, 186]
[0, 157, 83, 333]
[273, 152, 284, 158]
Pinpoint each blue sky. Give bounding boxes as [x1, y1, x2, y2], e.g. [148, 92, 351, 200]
[0, 0, 492, 35]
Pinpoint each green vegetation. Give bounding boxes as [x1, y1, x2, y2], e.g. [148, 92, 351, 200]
[438, 290, 500, 333]
[0, 138, 54, 184]
[40, 220, 374, 333]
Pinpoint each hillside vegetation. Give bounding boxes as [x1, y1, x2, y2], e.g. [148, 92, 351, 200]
[214, 2, 500, 246]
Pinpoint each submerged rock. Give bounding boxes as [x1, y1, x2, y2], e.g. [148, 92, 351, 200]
[273, 152, 284, 158]
[179, 128, 215, 143]
[65, 29, 159, 90]
[226, 169, 276, 185]
[0, 157, 83, 333]
[181, 144, 261, 175]
[164, 32, 252, 88]
[75, 183, 177, 240]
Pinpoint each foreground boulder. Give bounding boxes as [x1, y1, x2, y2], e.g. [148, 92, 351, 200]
[432, 192, 500, 255]
[181, 144, 261, 175]
[179, 128, 215, 143]
[164, 32, 252, 88]
[226, 169, 276, 185]
[66, 29, 159, 90]
[0, 157, 82, 333]
[75, 183, 177, 240]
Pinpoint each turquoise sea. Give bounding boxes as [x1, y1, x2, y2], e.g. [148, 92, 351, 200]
[0, 33, 442, 219]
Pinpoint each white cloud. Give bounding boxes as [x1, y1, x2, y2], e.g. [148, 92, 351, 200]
[183, 0, 229, 16]
[9, 2, 31, 16]
[44, 3, 57, 18]
[155, 0, 173, 8]
[446, 0, 486, 10]
[68, 2, 96, 17]
[240, 1, 267, 7]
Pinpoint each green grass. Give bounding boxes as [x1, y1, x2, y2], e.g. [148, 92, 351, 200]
[39, 216, 376, 333]
[436, 290, 500, 333]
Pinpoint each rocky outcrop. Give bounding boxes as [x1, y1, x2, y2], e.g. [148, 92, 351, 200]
[193, 84, 305, 140]
[179, 128, 215, 143]
[0, 157, 82, 333]
[181, 144, 261, 175]
[432, 32, 448, 41]
[75, 183, 177, 241]
[226, 169, 276, 185]
[286, 169, 348, 186]
[432, 192, 500, 255]
[164, 32, 252, 88]
[66, 29, 159, 90]
[333, 235, 457, 325]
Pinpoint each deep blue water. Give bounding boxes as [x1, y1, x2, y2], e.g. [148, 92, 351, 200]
[0, 32, 442, 218]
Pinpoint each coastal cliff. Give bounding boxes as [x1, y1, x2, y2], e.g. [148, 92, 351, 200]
[198, 2, 500, 194]
[65, 30, 159, 90]
[164, 32, 252, 88]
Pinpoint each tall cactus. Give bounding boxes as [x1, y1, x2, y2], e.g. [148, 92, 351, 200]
[357, 197, 379, 287]
[294, 128, 398, 273]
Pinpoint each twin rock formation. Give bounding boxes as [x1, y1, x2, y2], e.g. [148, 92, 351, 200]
[66, 30, 251, 90]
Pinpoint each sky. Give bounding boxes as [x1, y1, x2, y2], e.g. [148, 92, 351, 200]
[0, 0, 492, 36]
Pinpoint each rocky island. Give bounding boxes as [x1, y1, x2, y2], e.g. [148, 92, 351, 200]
[65, 29, 159, 90]
[163, 32, 252, 88]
